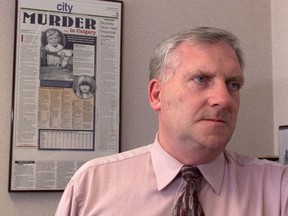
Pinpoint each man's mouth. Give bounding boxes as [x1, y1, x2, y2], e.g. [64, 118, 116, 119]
[207, 118, 225, 122]
[202, 118, 227, 124]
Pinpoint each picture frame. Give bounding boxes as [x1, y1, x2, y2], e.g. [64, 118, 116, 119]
[9, 0, 122, 191]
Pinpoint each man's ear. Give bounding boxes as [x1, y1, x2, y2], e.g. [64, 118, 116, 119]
[148, 79, 161, 111]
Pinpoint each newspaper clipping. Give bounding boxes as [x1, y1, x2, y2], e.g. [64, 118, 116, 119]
[10, 0, 122, 191]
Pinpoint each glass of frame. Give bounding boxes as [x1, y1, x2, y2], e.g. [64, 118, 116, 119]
[9, 0, 122, 191]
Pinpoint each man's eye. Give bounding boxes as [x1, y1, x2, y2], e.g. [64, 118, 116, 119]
[227, 82, 241, 91]
[193, 76, 206, 83]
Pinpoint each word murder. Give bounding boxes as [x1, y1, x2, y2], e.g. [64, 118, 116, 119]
[22, 12, 96, 29]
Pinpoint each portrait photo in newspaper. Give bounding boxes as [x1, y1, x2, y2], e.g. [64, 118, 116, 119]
[40, 28, 74, 81]
[73, 75, 96, 100]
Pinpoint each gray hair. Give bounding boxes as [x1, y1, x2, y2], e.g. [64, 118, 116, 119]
[149, 27, 245, 82]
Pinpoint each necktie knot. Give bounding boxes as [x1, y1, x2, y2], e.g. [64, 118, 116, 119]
[180, 165, 202, 182]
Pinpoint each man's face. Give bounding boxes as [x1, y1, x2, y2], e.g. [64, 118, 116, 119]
[154, 42, 244, 154]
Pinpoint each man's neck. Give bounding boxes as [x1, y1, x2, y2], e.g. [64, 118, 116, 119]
[157, 132, 223, 165]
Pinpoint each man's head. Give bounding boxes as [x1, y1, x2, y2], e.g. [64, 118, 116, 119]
[148, 27, 245, 164]
[149, 26, 244, 82]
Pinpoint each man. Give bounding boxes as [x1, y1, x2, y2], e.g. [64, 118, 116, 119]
[55, 27, 288, 215]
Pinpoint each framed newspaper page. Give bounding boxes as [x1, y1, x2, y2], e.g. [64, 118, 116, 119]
[9, 0, 122, 191]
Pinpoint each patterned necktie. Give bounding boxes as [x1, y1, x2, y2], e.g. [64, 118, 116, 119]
[172, 165, 205, 216]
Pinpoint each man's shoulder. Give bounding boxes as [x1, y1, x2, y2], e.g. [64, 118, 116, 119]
[73, 144, 152, 179]
[224, 150, 286, 170]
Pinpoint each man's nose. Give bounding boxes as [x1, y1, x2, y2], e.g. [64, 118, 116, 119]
[208, 83, 232, 108]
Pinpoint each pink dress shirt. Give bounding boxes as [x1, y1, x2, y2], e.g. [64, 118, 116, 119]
[55, 137, 288, 215]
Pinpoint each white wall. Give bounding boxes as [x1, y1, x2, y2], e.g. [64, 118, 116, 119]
[0, 0, 274, 215]
[121, 0, 273, 156]
[271, 1, 288, 155]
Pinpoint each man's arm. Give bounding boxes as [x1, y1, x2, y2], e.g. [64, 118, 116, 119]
[55, 180, 82, 216]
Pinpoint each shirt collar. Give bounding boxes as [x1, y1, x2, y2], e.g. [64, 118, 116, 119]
[151, 134, 225, 194]
[198, 153, 225, 195]
[151, 136, 183, 191]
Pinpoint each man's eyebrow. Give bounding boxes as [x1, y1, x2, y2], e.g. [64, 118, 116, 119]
[227, 76, 245, 85]
[185, 69, 212, 77]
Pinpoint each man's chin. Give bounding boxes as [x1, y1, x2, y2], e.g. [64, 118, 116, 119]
[200, 135, 231, 150]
